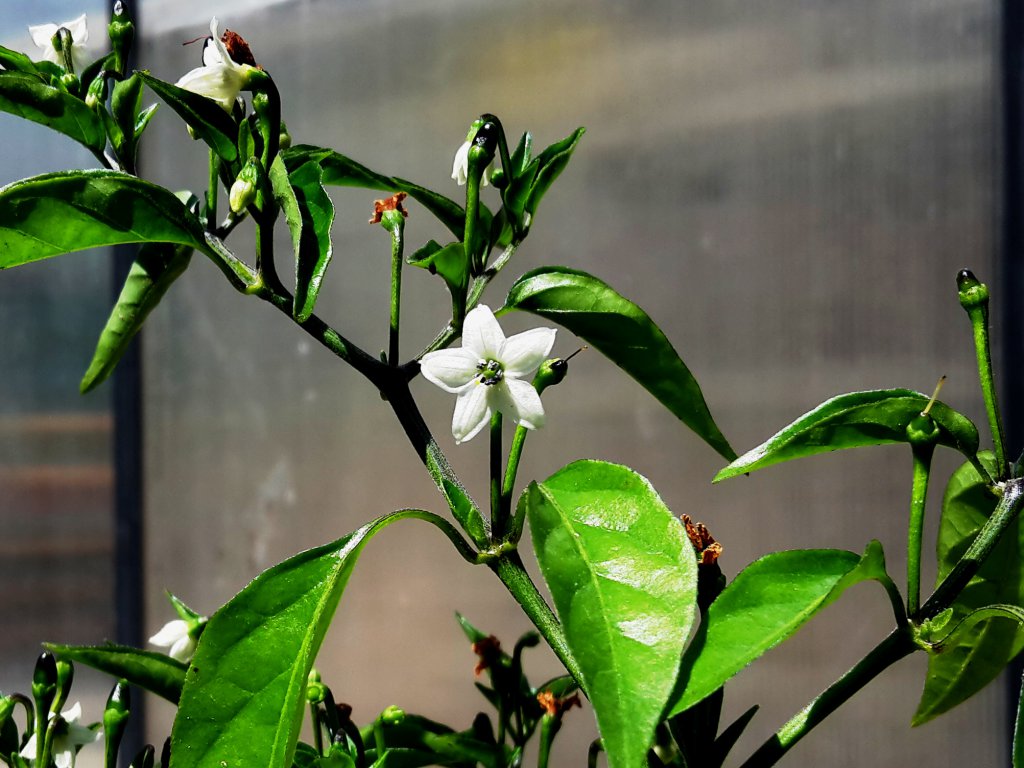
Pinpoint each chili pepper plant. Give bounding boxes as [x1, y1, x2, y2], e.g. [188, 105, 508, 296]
[1, 6, 1023, 768]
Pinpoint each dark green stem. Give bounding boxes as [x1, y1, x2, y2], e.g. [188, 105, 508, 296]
[501, 425, 529, 530]
[920, 477, 1024, 619]
[490, 553, 585, 691]
[740, 628, 915, 767]
[490, 412, 504, 537]
[310, 702, 324, 755]
[255, 217, 285, 297]
[906, 444, 934, 616]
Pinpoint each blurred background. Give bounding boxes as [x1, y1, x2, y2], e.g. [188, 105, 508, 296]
[0, 0, 1012, 765]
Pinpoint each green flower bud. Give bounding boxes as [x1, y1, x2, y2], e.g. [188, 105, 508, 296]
[278, 121, 292, 150]
[32, 652, 58, 715]
[108, 1, 135, 74]
[59, 72, 79, 96]
[956, 268, 989, 311]
[379, 706, 405, 726]
[306, 681, 327, 704]
[104, 681, 131, 768]
[532, 358, 568, 394]
[85, 75, 107, 110]
[906, 413, 940, 447]
[229, 159, 261, 214]
[52, 658, 74, 715]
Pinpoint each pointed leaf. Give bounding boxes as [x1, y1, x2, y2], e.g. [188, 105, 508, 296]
[0, 171, 208, 269]
[666, 541, 891, 716]
[914, 452, 1024, 724]
[503, 267, 735, 460]
[525, 127, 585, 218]
[407, 240, 467, 298]
[0, 45, 43, 75]
[170, 511, 452, 768]
[716, 390, 981, 482]
[138, 72, 238, 162]
[528, 460, 698, 768]
[44, 643, 186, 703]
[282, 145, 489, 240]
[80, 243, 193, 393]
[0, 71, 105, 151]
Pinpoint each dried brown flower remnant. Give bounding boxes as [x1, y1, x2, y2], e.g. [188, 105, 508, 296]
[682, 514, 722, 566]
[471, 635, 502, 676]
[369, 192, 409, 224]
[222, 29, 257, 67]
[536, 690, 581, 718]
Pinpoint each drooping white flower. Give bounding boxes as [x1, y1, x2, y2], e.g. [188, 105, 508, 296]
[149, 619, 198, 663]
[20, 702, 100, 768]
[176, 18, 256, 110]
[451, 125, 491, 187]
[420, 305, 555, 443]
[28, 14, 89, 72]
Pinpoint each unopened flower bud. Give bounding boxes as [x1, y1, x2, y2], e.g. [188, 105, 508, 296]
[84, 74, 106, 109]
[279, 120, 292, 150]
[103, 681, 131, 768]
[60, 72, 79, 95]
[52, 658, 74, 715]
[906, 414, 939, 447]
[379, 706, 405, 726]
[229, 159, 261, 214]
[32, 652, 58, 716]
[532, 358, 568, 394]
[956, 268, 989, 311]
[108, 1, 135, 74]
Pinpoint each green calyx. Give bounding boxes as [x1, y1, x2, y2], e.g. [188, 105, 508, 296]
[533, 358, 568, 394]
[906, 414, 940, 447]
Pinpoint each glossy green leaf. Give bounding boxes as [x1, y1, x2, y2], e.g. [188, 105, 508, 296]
[503, 267, 735, 461]
[282, 145, 487, 240]
[138, 72, 238, 162]
[80, 243, 193, 393]
[913, 452, 1024, 725]
[170, 511, 456, 768]
[438, 475, 488, 549]
[269, 157, 336, 322]
[528, 460, 698, 768]
[715, 390, 981, 482]
[0, 171, 208, 269]
[407, 240, 467, 298]
[0, 71, 105, 151]
[524, 127, 585, 218]
[0, 45, 43, 75]
[370, 714, 504, 768]
[666, 541, 890, 716]
[44, 643, 186, 703]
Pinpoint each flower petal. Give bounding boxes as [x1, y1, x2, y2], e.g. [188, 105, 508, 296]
[419, 348, 480, 393]
[169, 634, 197, 663]
[62, 702, 83, 724]
[176, 65, 244, 109]
[497, 378, 546, 430]
[53, 743, 73, 768]
[451, 141, 470, 186]
[452, 383, 491, 443]
[500, 327, 556, 378]
[149, 619, 188, 647]
[20, 733, 37, 758]
[462, 305, 505, 360]
[64, 14, 88, 46]
[207, 17, 231, 66]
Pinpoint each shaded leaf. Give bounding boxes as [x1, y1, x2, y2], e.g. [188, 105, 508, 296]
[44, 643, 186, 703]
[407, 240, 467, 298]
[0, 71, 105, 150]
[666, 541, 891, 716]
[716, 390, 981, 482]
[138, 72, 238, 162]
[528, 460, 698, 768]
[524, 127, 585, 218]
[80, 243, 193, 393]
[0, 170, 208, 269]
[914, 452, 1024, 724]
[503, 266, 735, 460]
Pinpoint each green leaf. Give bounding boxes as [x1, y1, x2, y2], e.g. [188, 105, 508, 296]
[527, 460, 698, 768]
[80, 243, 193, 393]
[138, 72, 238, 162]
[407, 240, 468, 298]
[0, 45, 43, 75]
[0, 71, 105, 151]
[282, 145, 486, 241]
[0, 171, 209, 269]
[715, 390, 981, 482]
[269, 157, 336, 322]
[170, 511, 450, 768]
[44, 643, 186, 703]
[503, 267, 735, 461]
[438, 475, 488, 549]
[666, 541, 890, 716]
[524, 127, 585, 218]
[913, 452, 1024, 725]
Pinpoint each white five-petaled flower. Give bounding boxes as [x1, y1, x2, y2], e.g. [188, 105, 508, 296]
[20, 702, 100, 768]
[28, 14, 89, 72]
[420, 305, 556, 443]
[176, 18, 255, 110]
[149, 619, 198, 663]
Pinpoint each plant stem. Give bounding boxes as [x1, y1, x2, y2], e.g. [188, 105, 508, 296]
[490, 413, 504, 537]
[501, 425, 529, 529]
[906, 443, 934, 616]
[206, 148, 218, 230]
[740, 628, 916, 768]
[490, 552, 585, 691]
[920, 477, 1024, 619]
[387, 217, 404, 366]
